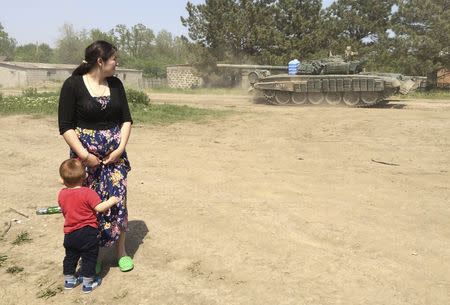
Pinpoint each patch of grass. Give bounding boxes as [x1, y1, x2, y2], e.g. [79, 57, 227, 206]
[6, 265, 24, 274]
[187, 260, 203, 277]
[147, 87, 247, 95]
[0, 94, 58, 115]
[0, 254, 7, 266]
[0, 90, 231, 125]
[403, 89, 450, 100]
[130, 103, 231, 125]
[12, 231, 32, 245]
[36, 285, 63, 299]
[126, 88, 150, 105]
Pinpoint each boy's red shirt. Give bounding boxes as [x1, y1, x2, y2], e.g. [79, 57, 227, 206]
[58, 187, 101, 234]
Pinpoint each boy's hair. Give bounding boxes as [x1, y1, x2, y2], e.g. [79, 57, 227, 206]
[59, 158, 86, 187]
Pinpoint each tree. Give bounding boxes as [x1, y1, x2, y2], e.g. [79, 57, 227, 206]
[0, 23, 17, 60]
[324, 0, 396, 53]
[54, 24, 88, 64]
[272, 0, 326, 62]
[111, 24, 155, 58]
[182, 0, 244, 61]
[181, 0, 329, 65]
[89, 28, 116, 45]
[392, 0, 450, 74]
[14, 43, 53, 62]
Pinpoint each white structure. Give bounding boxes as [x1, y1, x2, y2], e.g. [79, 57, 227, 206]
[0, 61, 143, 88]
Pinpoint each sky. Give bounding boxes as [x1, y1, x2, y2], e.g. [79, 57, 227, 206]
[1, 0, 334, 47]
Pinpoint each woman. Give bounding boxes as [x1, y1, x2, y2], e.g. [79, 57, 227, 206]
[58, 40, 133, 272]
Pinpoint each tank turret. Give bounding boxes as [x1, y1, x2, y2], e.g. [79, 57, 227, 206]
[295, 55, 365, 75]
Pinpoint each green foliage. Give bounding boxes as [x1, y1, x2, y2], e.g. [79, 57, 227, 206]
[1, 2, 448, 82]
[54, 24, 87, 64]
[12, 231, 32, 245]
[126, 88, 150, 105]
[6, 265, 24, 274]
[273, 0, 326, 63]
[14, 43, 53, 63]
[0, 94, 58, 115]
[21, 87, 58, 98]
[0, 254, 7, 267]
[130, 103, 230, 125]
[36, 285, 63, 299]
[405, 89, 450, 100]
[182, 0, 278, 64]
[181, 0, 447, 76]
[22, 87, 38, 97]
[147, 87, 246, 95]
[324, 0, 396, 49]
[0, 90, 229, 125]
[0, 22, 16, 60]
[392, 0, 450, 74]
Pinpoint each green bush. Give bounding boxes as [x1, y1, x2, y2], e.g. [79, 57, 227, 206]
[22, 87, 38, 97]
[126, 88, 150, 105]
[21, 87, 58, 98]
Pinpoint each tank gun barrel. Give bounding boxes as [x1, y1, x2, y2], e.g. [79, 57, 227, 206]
[217, 63, 287, 70]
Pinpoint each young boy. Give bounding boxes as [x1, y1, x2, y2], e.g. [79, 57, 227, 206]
[58, 158, 119, 293]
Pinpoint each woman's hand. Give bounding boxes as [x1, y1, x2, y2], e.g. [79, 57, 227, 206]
[103, 149, 123, 165]
[85, 153, 101, 168]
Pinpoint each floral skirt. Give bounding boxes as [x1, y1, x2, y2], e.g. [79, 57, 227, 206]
[70, 125, 131, 247]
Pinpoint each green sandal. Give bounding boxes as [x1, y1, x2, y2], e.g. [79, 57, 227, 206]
[118, 256, 134, 272]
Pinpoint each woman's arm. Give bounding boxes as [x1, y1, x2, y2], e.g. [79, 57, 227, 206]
[94, 196, 120, 213]
[62, 129, 88, 159]
[62, 129, 100, 167]
[103, 122, 131, 165]
[118, 122, 132, 153]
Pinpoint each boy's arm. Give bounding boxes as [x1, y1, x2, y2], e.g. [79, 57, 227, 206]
[94, 196, 120, 213]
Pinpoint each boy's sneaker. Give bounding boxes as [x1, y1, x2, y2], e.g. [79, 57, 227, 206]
[64, 276, 82, 290]
[82, 277, 102, 294]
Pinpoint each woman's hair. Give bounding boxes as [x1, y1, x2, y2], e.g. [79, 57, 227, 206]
[59, 158, 86, 187]
[72, 40, 117, 76]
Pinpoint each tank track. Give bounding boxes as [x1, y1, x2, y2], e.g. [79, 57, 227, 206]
[263, 90, 389, 107]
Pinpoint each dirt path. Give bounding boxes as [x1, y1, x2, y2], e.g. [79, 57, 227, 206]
[1, 93, 449, 304]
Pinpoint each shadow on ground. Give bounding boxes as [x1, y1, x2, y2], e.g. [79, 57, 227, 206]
[97, 220, 149, 276]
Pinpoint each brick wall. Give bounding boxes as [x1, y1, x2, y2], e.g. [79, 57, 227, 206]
[167, 66, 203, 89]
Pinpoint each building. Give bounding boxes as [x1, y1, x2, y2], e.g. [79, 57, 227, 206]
[437, 68, 450, 88]
[166, 65, 203, 89]
[0, 61, 143, 88]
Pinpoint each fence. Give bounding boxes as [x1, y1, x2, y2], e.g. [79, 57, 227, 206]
[140, 78, 167, 89]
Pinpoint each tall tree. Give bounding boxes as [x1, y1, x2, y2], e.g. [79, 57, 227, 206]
[324, 0, 396, 53]
[89, 28, 116, 45]
[0, 23, 17, 60]
[112, 24, 155, 58]
[182, 0, 243, 61]
[273, 0, 326, 62]
[182, 0, 329, 65]
[14, 43, 53, 62]
[54, 24, 88, 64]
[392, 0, 450, 74]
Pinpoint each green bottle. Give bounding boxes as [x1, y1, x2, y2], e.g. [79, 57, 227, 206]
[36, 206, 62, 215]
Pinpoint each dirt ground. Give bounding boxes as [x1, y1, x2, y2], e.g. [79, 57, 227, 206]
[0, 93, 449, 305]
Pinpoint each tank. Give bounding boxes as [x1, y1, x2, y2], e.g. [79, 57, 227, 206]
[252, 55, 421, 107]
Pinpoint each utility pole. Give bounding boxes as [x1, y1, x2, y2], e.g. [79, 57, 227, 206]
[36, 41, 39, 62]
